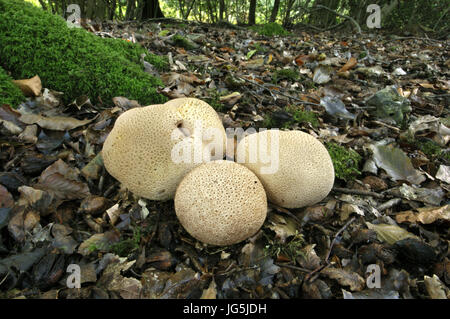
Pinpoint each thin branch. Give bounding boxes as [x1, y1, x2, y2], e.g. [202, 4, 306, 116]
[324, 217, 356, 262]
[332, 187, 385, 199]
[275, 263, 311, 273]
[377, 198, 401, 212]
[315, 4, 361, 34]
[305, 217, 356, 283]
[237, 75, 321, 107]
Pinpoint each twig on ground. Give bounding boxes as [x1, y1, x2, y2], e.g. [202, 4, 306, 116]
[305, 217, 356, 283]
[271, 204, 303, 225]
[332, 187, 385, 199]
[371, 120, 401, 132]
[324, 217, 356, 262]
[377, 198, 402, 212]
[237, 75, 321, 107]
[275, 263, 311, 273]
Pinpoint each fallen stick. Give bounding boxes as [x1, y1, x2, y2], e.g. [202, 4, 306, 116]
[332, 187, 385, 199]
[237, 75, 321, 107]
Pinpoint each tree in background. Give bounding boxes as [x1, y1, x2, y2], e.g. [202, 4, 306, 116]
[248, 0, 257, 25]
[141, 0, 164, 19]
[269, 0, 279, 22]
[32, 0, 449, 34]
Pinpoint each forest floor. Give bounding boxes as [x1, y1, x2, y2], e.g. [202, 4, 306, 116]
[0, 20, 449, 299]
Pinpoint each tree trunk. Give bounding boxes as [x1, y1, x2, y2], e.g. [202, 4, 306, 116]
[184, 0, 196, 20]
[248, 0, 257, 25]
[270, 0, 280, 22]
[219, 0, 225, 21]
[206, 0, 217, 23]
[38, 0, 47, 10]
[125, 0, 136, 20]
[141, 0, 164, 19]
[108, 0, 116, 20]
[283, 0, 295, 27]
[178, 0, 185, 19]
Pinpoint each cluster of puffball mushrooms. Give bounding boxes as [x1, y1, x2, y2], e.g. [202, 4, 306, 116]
[102, 98, 335, 246]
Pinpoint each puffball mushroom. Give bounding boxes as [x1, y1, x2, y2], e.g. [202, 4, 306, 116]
[174, 160, 267, 246]
[102, 98, 226, 201]
[236, 130, 335, 208]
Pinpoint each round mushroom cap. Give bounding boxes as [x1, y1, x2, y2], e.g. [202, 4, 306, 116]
[174, 160, 267, 246]
[236, 130, 335, 208]
[164, 97, 227, 157]
[102, 99, 226, 201]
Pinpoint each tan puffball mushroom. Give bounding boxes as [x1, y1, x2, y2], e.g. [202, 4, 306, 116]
[174, 160, 267, 246]
[236, 130, 335, 208]
[102, 99, 226, 201]
[164, 97, 227, 160]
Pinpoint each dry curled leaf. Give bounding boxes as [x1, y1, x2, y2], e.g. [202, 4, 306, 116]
[424, 275, 449, 299]
[200, 279, 217, 299]
[0, 184, 14, 209]
[8, 206, 40, 242]
[12, 75, 42, 97]
[77, 231, 120, 256]
[321, 268, 365, 291]
[19, 114, 92, 131]
[338, 57, 357, 73]
[35, 159, 90, 200]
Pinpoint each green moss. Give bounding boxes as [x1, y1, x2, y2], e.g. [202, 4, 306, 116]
[145, 54, 170, 72]
[285, 105, 319, 128]
[0, 0, 167, 105]
[292, 110, 318, 128]
[414, 139, 449, 163]
[264, 231, 305, 261]
[272, 68, 299, 84]
[251, 22, 290, 37]
[205, 88, 226, 112]
[172, 34, 195, 50]
[261, 114, 277, 129]
[417, 140, 441, 157]
[158, 29, 171, 37]
[165, 23, 187, 29]
[104, 38, 169, 72]
[0, 66, 25, 107]
[326, 142, 362, 182]
[251, 42, 268, 54]
[109, 227, 142, 257]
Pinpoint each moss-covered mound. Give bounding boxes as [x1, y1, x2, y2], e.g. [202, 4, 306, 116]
[251, 23, 290, 37]
[0, 66, 26, 107]
[0, 0, 167, 105]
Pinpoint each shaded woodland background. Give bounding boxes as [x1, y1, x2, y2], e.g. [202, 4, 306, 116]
[32, 0, 449, 34]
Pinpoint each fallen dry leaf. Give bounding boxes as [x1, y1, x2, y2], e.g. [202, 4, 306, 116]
[200, 279, 217, 299]
[35, 159, 90, 200]
[338, 57, 357, 72]
[366, 222, 418, 245]
[398, 205, 450, 224]
[321, 268, 365, 291]
[8, 206, 40, 242]
[0, 184, 14, 209]
[19, 114, 92, 131]
[77, 231, 120, 256]
[424, 275, 449, 299]
[12, 75, 42, 97]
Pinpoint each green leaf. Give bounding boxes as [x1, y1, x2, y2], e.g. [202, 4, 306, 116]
[247, 49, 257, 60]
